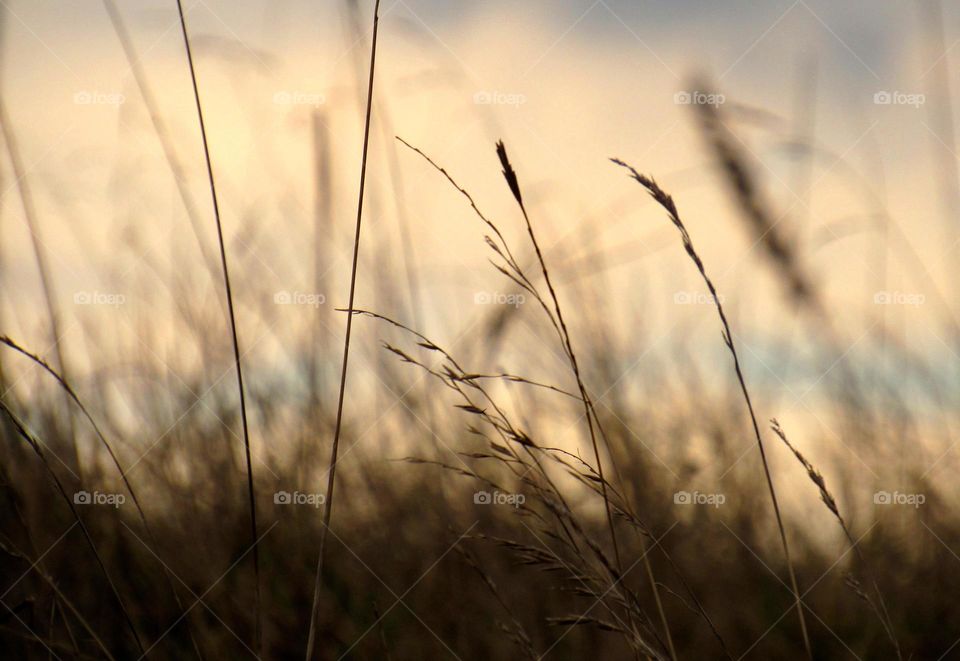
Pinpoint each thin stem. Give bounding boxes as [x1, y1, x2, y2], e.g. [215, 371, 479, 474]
[495, 142, 623, 568]
[771, 420, 901, 659]
[305, 1, 382, 659]
[0, 400, 144, 655]
[0, 335, 204, 659]
[494, 143, 657, 647]
[101, 0, 220, 283]
[174, 1, 260, 653]
[613, 159, 813, 659]
[0, 100, 81, 476]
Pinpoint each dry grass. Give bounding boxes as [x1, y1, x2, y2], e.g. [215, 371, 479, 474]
[611, 159, 811, 658]
[0, 6, 957, 661]
[175, 1, 261, 653]
[0, 131, 950, 658]
[308, 1, 383, 659]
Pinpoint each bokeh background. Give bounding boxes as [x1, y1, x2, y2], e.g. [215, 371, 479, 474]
[1, 1, 958, 659]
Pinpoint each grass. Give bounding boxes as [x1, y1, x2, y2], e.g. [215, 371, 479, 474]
[0, 3, 956, 659]
[0, 399, 143, 655]
[611, 160, 812, 659]
[175, 0, 260, 654]
[307, 1, 383, 659]
[771, 419, 900, 659]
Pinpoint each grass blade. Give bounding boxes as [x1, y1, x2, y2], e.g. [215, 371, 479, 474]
[305, 1, 382, 658]
[174, 1, 260, 653]
[613, 158, 813, 659]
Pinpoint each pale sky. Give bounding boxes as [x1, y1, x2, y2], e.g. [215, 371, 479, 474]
[1, 0, 957, 406]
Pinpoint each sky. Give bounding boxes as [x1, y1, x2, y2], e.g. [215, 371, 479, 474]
[1, 0, 958, 411]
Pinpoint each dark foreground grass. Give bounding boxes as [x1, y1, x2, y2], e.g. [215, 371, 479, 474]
[0, 136, 955, 659]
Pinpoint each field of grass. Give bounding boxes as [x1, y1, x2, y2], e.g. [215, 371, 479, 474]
[1, 1, 959, 659]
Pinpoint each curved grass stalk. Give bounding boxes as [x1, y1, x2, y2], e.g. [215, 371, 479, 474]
[0, 335, 204, 659]
[613, 158, 813, 659]
[0, 399, 144, 655]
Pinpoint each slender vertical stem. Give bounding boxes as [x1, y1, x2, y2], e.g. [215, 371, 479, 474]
[101, 0, 220, 283]
[613, 160, 812, 659]
[0, 100, 81, 476]
[495, 142, 623, 570]
[310, 110, 332, 410]
[173, 1, 261, 653]
[495, 141, 677, 658]
[305, 1, 382, 659]
[345, 0, 424, 330]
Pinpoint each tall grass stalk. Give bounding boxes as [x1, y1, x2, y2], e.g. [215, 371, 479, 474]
[0, 100, 81, 476]
[0, 400, 144, 655]
[343, 0, 425, 331]
[613, 159, 813, 659]
[0, 336, 204, 659]
[494, 141, 675, 659]
[392, 137, 676, 657]
[771, 420, 901, 659]
[101, 0, 220, 283]
[494, 142, 622, 563]
[305, 1, 382, 658]
[174, 1, 261, 653]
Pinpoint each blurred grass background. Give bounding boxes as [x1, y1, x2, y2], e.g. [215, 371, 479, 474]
[0, 0, 959, 658]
